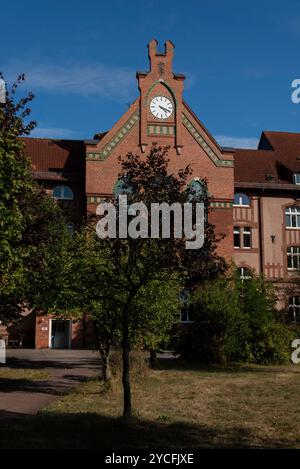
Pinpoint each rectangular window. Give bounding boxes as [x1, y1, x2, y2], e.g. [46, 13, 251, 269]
[180, 306, 194, 323]
[234, 226, 240, 248]
[243, 227, 251, 248]
[294, 174, 300, 185]
[234, 226, 251, 248]
[289, 296, 300, 322]
[287, 246, 300, 269]
[285, 207, 300, 228]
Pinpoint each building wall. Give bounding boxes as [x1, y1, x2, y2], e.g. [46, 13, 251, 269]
[233, 194, 300, 280]
[35, 315, 95, 349]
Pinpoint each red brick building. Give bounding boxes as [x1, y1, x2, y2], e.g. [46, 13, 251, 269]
[2, 40, 300, 348]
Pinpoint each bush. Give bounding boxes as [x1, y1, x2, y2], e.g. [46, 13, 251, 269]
[179, 272, 296, 365]
[247, 322, 297, 365]
[180, 277, 240, 363]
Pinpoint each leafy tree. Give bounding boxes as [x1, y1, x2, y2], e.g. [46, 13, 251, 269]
[0, 74, 68, 324]
[93, 144, 226, 419]
[0, 74, 36, 322]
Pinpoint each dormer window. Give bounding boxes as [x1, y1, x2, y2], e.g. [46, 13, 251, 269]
[294, 173, 300, 185]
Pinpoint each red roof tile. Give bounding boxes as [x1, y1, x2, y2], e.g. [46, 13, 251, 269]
[22, 137, 85, 176]
[235, 131, 300, 186]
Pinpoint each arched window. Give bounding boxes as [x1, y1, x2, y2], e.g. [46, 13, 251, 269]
[187, 179, 207, 201]
[234, 193, 250, 207]
[114, 178, 132, 197]
[53, 185, 73, 200]
[285, 206, 300, 228]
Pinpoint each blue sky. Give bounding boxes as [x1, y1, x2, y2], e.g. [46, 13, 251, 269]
[1, 0, 300, 148]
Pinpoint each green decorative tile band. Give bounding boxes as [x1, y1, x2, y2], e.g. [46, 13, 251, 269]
[86, 152, 104, 161]
[147, 125, 175, 136]
[182, 114, 233, 167]
[86, 112, 139, 161]
[87, 196, 106, 204]
[87, 196, 232, 207]
[210, 201, 233, 208]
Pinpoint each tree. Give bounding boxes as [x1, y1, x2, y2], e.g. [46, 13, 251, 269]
[43, 144, 226, 419]
[0, 74, 68, 324]
[0, 74, 36, 322]
[94, 144, 226, 419]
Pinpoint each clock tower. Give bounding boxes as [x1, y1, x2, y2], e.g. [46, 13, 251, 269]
[85, 40, 234, 260]
[137, 39, 184, 154]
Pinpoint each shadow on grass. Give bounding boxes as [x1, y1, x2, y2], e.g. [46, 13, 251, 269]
[6, 357, 100, 371]
[0, 374, 95, 395]
[154, 356, 297, 374]
[0, 410, 294, 449]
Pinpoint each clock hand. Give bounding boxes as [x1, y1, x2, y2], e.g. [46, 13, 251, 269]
[159, 105, 170, 113]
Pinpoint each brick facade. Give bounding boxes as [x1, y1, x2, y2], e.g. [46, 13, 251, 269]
[1, 40, 300, 348]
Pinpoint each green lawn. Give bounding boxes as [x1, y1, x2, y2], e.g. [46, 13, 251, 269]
[1, 360, 300, 448]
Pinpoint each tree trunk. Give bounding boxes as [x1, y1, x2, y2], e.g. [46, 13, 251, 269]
[149, 349, 157, 368]
[122, 312, 132, 420]
[93, 320, 112, 383]
[100, 346, 112, 382]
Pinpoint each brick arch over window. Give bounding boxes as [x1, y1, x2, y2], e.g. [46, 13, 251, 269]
[187, 178, 209, 199]
[145, 80, 177, 106]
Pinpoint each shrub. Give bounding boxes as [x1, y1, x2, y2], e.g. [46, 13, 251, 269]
[180, 272, 296, 365]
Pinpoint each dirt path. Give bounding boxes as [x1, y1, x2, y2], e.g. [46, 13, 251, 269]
[0, 349, 100, 418]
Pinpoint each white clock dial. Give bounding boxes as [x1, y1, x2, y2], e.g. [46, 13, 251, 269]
[150, 96, 173, 119]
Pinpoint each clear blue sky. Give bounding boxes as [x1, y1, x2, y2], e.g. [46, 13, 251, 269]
[1, 0, 300, 148]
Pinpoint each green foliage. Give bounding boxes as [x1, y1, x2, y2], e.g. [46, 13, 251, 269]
[0, 74, 68, 323]
[181, 277, 240, 363]
[246, 321, 296, 365]
[181, 271, 295, 365]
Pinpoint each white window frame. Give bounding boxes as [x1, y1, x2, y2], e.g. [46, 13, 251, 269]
[234, 226, 241, 248]
[287, 246, 300, 270]
[180, 308, 194, 324]
[285, 207, 300, 229]
[234, 226, 251, 249]
[243, 227, 251, 249]
[238, 267, 251, 281]
[294, 174, 300, 185]
[289, 296, 300, 322]
[233, 193, 250, 207]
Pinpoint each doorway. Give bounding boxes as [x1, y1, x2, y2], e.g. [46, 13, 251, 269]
[50, 319, 71, 349]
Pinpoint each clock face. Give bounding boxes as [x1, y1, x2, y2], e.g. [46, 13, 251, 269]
[150, 96, 173, 119]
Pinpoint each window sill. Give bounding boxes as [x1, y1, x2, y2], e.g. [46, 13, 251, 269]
[233, 205, 251, 208]
[234, 247, 251, 249]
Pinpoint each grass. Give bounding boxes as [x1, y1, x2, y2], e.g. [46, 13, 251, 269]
[1, 358, 300, 448]
[0, 368, 50, 381]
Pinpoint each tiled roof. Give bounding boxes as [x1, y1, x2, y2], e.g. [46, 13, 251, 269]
[235, 131, 300, 186]
[22, 138, 86, 177]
